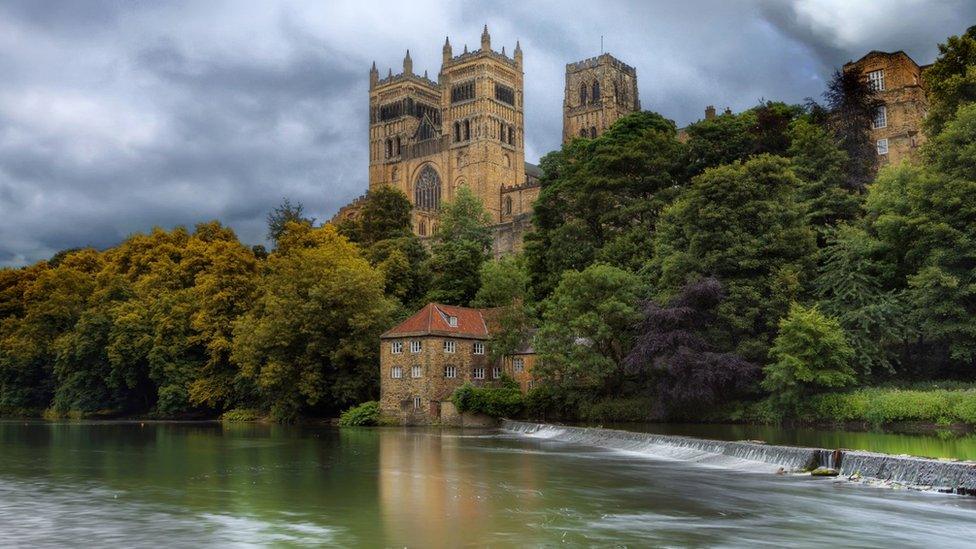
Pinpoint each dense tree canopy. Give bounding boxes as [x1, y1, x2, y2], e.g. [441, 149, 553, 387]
[426, 186, 492, 306]
[924, 25, 976, 137]
[650, 155, 817, 362]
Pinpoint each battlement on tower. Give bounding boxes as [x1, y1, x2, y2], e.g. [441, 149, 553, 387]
[566, 53, 636, 76]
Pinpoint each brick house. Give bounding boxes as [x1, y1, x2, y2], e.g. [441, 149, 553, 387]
[379, 303, 536, 424]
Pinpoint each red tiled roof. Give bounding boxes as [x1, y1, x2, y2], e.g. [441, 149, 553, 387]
[381, 303, 494, 339]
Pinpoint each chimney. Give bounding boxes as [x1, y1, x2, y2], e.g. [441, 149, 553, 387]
[705, 105, 716, 120]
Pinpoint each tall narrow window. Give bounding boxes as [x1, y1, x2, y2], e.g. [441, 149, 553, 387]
[411, 365, 422, 378]
[492, 366, 501, 379]
[410, 340, 422, 353]
[391, 366, 403, 379]
[867, 69, 885, 91]
[464, 120, 470, 140]
[504, 196, 513, 216]
[873, 106, 887, 129]
[414, 165, 442, 211]
[499, 121, 506, 143]
[413, 396, 422, 410]
[592, 81, 601, 102]
[590, 126, 597, 138]
[418, 221, 426, 236]
[391, 341, 403, 354]
[876, 138, 889, 155]
[385, 139, 392, 158]
[579, 83, 588, 105]
[454, 121, 461, 142]
[508, 127, 515, 145]
[513, 357, 524, 373]
[444, 365, 457, 379]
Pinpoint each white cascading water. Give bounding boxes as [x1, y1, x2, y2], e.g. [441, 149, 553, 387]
[502, 420, 976, 495]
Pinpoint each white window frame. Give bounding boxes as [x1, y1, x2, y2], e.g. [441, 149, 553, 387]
[492, 366, 501, 379]
[410, 340, 422, 354]
[473, 342, 485, 355]
[444, 365, 457, 379]
[444, 340, 456, 354]
[867, 69, 885, 92]
[411, 365, 422, 378]
[413, 396, 422, 410]
[448, 316, 458, 327]
[513, 357, 524, 374]
[473, 367, 485, 380]
[877, 138, 889, 155]
[391, 341, 403, 354]
[391, 366, 403, 379]
[873, 105, 887, 129]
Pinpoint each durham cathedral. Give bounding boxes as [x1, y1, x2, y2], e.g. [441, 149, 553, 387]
[334, 26, 927, 258]
[334, 26, 641, 256]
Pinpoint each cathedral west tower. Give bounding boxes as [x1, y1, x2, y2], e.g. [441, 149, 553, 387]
[368, 26, 527, 239]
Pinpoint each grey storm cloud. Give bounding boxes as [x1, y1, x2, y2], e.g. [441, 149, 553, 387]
[0, 0, 972, 267]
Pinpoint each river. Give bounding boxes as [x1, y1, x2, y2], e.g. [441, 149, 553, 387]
[1, 420, 975, 547]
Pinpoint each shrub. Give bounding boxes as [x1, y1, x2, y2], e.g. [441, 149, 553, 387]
[579, 397, 654, 423]
[763, 304, 856, 412]
[221, 408, 263, 422]
[803, 388, 976, 426]
[338, 401, 382, 427]
[451, 383, 524, 418]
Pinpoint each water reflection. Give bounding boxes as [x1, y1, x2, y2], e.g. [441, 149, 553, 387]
[1, 421, 975, 546]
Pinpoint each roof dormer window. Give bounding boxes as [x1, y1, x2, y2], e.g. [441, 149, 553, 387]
[448, 316, 458, 327]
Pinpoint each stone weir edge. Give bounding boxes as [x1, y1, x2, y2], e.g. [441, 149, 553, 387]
[500, 420, 976, 496]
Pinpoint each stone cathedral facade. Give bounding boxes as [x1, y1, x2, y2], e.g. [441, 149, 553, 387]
[360, 27, 640, 256]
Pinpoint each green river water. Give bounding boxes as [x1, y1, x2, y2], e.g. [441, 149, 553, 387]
[1, 420, 975, 547]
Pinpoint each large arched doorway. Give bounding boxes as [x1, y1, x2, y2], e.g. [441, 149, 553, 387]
[414, 165, 442, 211]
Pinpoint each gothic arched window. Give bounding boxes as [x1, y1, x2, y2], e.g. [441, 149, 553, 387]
[414, 165, 442, 211]
[508, 126, 515, 145]
[504, 196, 513, 215]
[592, 81, 601, 102]
[590, 126, 597, 138]
[579, 83, 588, 105]
[579, 128, 587, 137]
[395, 136, 401, 156]
[418, 221, 427, 236]
[385, 138, 392, 158]
[454, 122, 461, 142]
[464, 120, 470, 141]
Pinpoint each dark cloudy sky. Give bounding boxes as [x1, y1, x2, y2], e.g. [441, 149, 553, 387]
[0, 1, 971, 266]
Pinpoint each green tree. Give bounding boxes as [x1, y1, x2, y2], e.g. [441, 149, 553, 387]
[534, 264, 642, 395]
[815, 225, 912, 376]
[426, 186, 492, 305]
[525, 111, 686, 298]
[924, 25, 976, 137]
[650, 155, 817, 362]
[820, 69, 882, 190]
[472, 254, 530, 308]
[763, 304, 856, 411]
[788, 118, 862, 238]
[266, 197, 315, 246]
[231, 224, 393, 422]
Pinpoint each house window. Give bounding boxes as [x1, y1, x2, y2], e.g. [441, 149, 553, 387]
[877, 138, 889, 156]
[410, 340, 422, 353]
[513, 357, 524, 373]
[413, 396, 422, 410]
[448, 316, 458, 327]
[391, 341, 403, 354]
[411, 365, 422, 378]
[473, 342, 485, 355]
[473, 367, 485, 380]
[391, 366, 403, 379]
[873, 106, 887, 129]
[444, 365, 457, 379]
[867, 69, 885, 91]
[492, 366, 501, 379]
[444, 340, 456, 353]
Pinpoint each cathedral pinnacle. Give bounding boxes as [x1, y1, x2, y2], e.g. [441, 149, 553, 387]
[403, 49, 413, 74]
[481, 24, 491, 51]
[443, 36, 452, 63]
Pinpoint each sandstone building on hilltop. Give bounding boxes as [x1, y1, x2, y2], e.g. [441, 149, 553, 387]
[843, 50, 929, 167]
[379, 303, 536, 424]
[562, 53, 640, 142]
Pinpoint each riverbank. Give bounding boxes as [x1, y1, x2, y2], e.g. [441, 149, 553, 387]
[503, 420, 976, 496]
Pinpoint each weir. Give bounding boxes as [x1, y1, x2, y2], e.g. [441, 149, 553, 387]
[502, 420, 976, 495]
